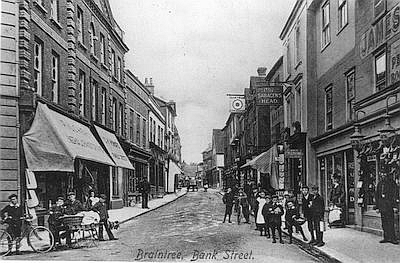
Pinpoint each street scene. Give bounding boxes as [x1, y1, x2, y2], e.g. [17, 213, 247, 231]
[3, 0, 400, 262]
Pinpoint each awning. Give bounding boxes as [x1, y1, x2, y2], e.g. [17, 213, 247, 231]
[169, 161, 183, 176]
[94, 125, 134, 170]
[22, 103, 115, 172]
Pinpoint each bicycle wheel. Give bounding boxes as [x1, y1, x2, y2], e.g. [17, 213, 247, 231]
[0, 230, 12, 256]
[28, 226, 54, 253]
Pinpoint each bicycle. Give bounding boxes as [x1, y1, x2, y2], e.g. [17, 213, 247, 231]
[0, 214, 54, 256]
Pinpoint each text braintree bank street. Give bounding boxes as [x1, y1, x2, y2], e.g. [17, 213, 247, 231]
[134, 249, 255, 261]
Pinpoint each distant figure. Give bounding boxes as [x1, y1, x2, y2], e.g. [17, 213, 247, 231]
[138, 178, 150, 209]
[85, 190, 99, 210]
[92, 194, 118, 241]
[222, 188, 235, 223]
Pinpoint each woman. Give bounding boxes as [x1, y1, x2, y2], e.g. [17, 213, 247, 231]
[329, 175, 345, 227]
[85, 190, 99, 210]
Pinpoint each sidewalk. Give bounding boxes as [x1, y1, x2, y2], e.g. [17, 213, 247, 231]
[109, 188, 187, 224]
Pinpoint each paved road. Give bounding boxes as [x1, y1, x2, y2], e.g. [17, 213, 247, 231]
[5, 190, 327, 262]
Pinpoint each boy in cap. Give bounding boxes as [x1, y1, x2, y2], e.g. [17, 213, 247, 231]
[92, 194, 118, 241]
[310, 185, 325, 247]
[48, 196, 66, 246]
[268, 195, 284, 244]
[1, 194, 23, 254]
[222, 188, 234, 223]
[65, 191, 84, 215]
[285, 200, 307, 243]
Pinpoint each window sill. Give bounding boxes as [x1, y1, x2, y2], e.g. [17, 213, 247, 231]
[337, 23, 348, 36]
[33, 1, 47, 14]
[321, 41, 331, 53]
[50, 17, 62, 29]
[78, 41, 87, 51]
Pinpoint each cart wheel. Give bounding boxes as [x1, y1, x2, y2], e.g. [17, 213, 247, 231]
[0, 230, 12, 257]
[28, 226, 54, 253]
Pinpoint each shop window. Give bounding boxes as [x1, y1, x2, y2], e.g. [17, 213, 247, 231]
[100, 33, 106, 64]
[322, 1, 330, 49]
[111, 97, 117, 131]
[325, 86, 333, 130]
[127, 170, 135, 193]
[346, 69, 355, 122]
[129, 109, 134, 141]
[112, 167, 119, 197]
[78, 70, 85, 116]
[34, 39, 43, 96]
[375, 50, 386, 91]
[338, 0, 348, 31]
[136, 114, 141, 145]
[101, 88, 106, 125]
[51, 51, 59, 103]
[358, 154, 378, 207]
[91, 80, 97, 121]
[77, 7, 84, 44]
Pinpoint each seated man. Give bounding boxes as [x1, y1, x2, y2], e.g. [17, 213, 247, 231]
[1, 194, 23, 254]
[63, 191, 84, 247]
[48, 196, 66, 246]
[91, 194, 118, 241]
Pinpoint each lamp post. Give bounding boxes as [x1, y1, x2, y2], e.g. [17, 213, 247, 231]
[378, 94, 397, 144]
[350, 110, 366, 150]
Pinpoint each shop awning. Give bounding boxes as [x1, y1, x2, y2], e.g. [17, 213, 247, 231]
[240, 147, 275, 173]
[169, 161, 183, 176]
[94, 125, 134, 170]
[22, 103, 115, 172]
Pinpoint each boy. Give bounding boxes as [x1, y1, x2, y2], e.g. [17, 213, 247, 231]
[92, 194, 118, 241]
[285, 200, 307, 244]
[222, 188, 234, 223]
[48, 196, 66, 246]
[268, 195, 284, 244]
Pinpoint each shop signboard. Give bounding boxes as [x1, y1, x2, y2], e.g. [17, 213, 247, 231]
[278, 177, 285, 189]
[389, 38, 400, 85]
[285, 149, 303, 158]
[255, 85, 283, 105]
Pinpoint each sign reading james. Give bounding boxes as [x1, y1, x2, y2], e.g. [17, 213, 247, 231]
[389, 38, 400, 85]
[256, 86, 283, 105]
[360, 3, 400, 59]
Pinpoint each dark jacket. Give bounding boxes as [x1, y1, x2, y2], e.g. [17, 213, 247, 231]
[91, 202, 109, 220]
[64, 200, 84, 215]
[261, 201, 272, 223]
[237, 193, 249, 206]
[268, 203, 284, 224]
[329, 184, 345, 206]
[138, 181, 150, 194]
[310, 194, 325, 220]
[285, 206, 300, 224]
[48, 205, 65, 225]
[375, 177, 399, 212]
[1, 204, 23, 224]
[302, 193, 314, 219]
[223, 192, 235, 206]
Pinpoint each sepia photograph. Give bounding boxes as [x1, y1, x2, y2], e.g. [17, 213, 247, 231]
[2, 0, 400, 262]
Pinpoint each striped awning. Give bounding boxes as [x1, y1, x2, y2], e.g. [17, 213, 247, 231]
[240, 147, 276, 173]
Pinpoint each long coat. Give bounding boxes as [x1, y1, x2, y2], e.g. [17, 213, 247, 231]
[310, 194, 325, 220]
[375, 177, 399, 213]
[302, 194, 314, 219]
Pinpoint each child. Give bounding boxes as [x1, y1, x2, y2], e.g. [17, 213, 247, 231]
[268, 195, 284, 244]
[285, 200, 308, 244]
[48, 196, 66, 246]
[255, 191, 267, 236]
[222, 188, 234, 223]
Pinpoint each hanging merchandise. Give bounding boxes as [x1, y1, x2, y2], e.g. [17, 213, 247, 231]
[25, 169, 37, 189]
[26, 189, 39, 208]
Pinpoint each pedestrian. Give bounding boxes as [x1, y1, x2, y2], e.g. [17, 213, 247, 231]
[255, 191, 269, 237]
[268, 195, 284, 244]
[222, 187, 234, 223]
[310, 185, 325, 247]
[64, 191, 84, 215]
[91, 194, 118, 241]
[236, 188, 250, 224]
[285, 200, 307, 244]
[282, 191, 290, 230]
[138, 178, 150, 209]
[1, 194, 23, 254]
[375, 172, 399, 245]
[262, 194, 272, 238]
[85, 190, 99, 210]
[329, 175, 345, 227]
[301, 185, 315, 243]
[48, 196, 66, 247]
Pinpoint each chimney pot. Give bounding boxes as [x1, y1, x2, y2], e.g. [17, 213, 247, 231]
[257, 67, 267, 77]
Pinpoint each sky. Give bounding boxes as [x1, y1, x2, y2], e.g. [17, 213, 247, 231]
[109, 0, 296, 163]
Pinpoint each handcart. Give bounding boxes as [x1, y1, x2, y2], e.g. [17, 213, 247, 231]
[60, 215, 99, 248]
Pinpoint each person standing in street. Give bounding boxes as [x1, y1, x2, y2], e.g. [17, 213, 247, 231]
[92, 194, 118, 241]
[269, 195, 284, 244]
[285, 200, 307, 243]
[329, 175, 345, 227]
[48, 196, 66, 247]
[310, 186, 325, 247]
[222, 188, 234, 223]
[262, 194, 272, 238]
[138, 178, 150, 209]
[301, 186, 315, 243]
[255, 191, 268, 236]
[375, 173, 399, 244]
[1, 194, 23, 254]
[236, 188, 250, 224]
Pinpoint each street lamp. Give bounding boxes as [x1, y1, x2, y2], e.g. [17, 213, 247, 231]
[350, 110, 366, 150]
[378, 94, 397, 144]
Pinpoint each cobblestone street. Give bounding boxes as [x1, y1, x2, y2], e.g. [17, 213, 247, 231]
[5, 190, 329, 262]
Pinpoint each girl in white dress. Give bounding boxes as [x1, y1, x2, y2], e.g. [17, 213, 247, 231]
[256, 191, 268, 236]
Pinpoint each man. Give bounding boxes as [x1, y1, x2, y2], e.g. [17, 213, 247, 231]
[310, 185, 325, 247]
[301, 186, 315, 243]
[236, 188, 250, 224]
[268, 195, 284, 244]
[222, 188, 235, 223]
[92, 194, 118, 241]
[375, 173, 399, 245]
[48, 196, 66, 246]
[138, 178, 150, 209]
[64, 192, 84, 215]
[1, 194, 23, 254]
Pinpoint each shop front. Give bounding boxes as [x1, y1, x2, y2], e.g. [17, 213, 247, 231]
[223, 164, 238, 190]
[22, 103, 115, 224]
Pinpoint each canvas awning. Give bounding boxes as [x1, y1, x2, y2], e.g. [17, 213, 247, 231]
[169, 161, 182, 176]
[94, 125, 134, 170]
[22, 103, 115, 172]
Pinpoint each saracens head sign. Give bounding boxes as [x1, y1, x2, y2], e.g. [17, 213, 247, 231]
[255, 85, 283, 105]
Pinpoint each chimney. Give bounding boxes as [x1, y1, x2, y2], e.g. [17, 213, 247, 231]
[257, 67, 267, 76]
[144, 77, 154, 94]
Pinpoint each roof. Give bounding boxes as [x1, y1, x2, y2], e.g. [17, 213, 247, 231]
[279, 0, 304, 40]
[265, 56, 283, 81]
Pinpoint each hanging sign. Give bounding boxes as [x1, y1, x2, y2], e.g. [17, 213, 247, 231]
[228, 94, 245, 113]
[285, 149, 303, 158]
[256, 86, 283, 105]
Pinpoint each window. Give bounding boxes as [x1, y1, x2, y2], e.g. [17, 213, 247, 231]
[89, 22, 96, 55]
[91, 80, 98, 121]
[51, 52, 59, 103]
[50, 0, 59, 22]
[112, 167, 119, 196]
[325, 86, 333, 130]
[100, 33, 105, 64]
[374, 0, 386, 19]
[142, 119, 146, 148]
[118, 102, 123, 135]
[295, 25, 300, 65]
[153, 120, 156, 142]
[161, 128, 164, 149]
[346, 69, 355, 121]
[322, 1, 330, 48]
[136, 114, 141, 145]
[129, 110, 134, 141]
[375, 50, 386, 91]
[34, 40, 43, 96]
[101, 88, 106, 125]
[111, 49, 115, 76]
[338, 0, 348, 30]
[117, 57, 121, 81]
[79, 70, 85, 116]
[77, 7, 84, 44]
[112, 98, 117, 131]
[149, 117, 153, 143]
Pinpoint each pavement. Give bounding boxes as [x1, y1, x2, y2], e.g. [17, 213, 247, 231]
[217, 190, 400, 263]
